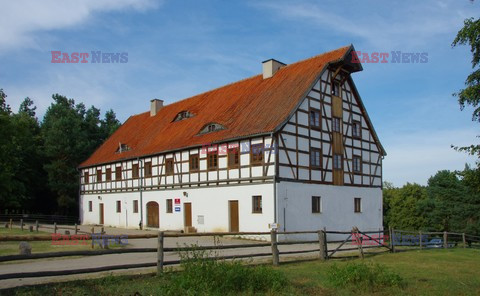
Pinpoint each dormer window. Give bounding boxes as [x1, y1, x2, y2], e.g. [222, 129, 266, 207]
[198, 123, 226, 134]
[173, 111, 194, 122]
[116, 143, 130, 153]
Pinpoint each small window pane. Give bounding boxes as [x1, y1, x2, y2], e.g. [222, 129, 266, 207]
[116, 201, 121, 213]
[312, 196, 321, 213]
[166, 199, 173, 213]
[334, 154, 343, 170]
[133, 200, 139, 213]
[252, 196, 262, 213]
[354, 198, 362, 213]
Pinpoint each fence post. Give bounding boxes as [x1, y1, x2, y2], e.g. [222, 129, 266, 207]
[75, 224, 78, 235]
[54, 222, 57, 234]
[9, 219, 12, 230]
[101, 227, 104, 234]
[353, 227, 364, 259]
[157, 231, 164, 275]
[20, 219, 24, 231]
[419, 231, 423, 250]
[323, 226, 328, 259]
[35, 220, 39, 232]
[462, 233, 466, 248]
[318, 230, 326, 261]
[91, 227, 94, 249]
[389, 227, 395, 253]
[443, 231, 448, 249]
[270, 229, 279, 266]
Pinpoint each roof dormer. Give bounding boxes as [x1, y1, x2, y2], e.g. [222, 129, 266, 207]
[198, 123, 226, 134]
[173, 110, 194, 122]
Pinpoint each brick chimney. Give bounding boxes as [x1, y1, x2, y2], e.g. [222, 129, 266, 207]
[150, 99, 163, 117]
[262, 59, 286, 79]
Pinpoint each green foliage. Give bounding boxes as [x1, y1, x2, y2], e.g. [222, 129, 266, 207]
[383, 182, 427, 230]
[452, 17, 480, 156]
[327, 261, 404, 291]
[384, 167, 480, 235]
[0, 89, 121, 215]
[160, 246, 289, 295]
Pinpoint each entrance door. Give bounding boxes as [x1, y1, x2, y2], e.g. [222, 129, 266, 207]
[99, 203, 104, 225]
[184, 203, 192, 227]
[146, 201, 159, 228]
[229, 200, 239, 232]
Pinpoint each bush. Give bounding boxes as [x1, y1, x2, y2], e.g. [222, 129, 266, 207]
[327, 261, 404, 291]
[160, 246, 289, 295]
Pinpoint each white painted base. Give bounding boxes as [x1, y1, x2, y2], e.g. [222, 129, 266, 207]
[80, 183, 275, 234]
[276, 181, 383, 241]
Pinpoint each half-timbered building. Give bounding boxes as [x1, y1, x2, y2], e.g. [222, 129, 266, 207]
[79, 45, 386, 235]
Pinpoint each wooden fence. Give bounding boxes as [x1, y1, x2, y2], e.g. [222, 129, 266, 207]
[0, 224, 478, 281]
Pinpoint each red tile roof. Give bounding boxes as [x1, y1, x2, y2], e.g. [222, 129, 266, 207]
[80, 45, 372, 168]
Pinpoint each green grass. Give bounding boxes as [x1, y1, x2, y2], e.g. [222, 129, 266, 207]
[0, 228, 126, 257]
[2, 248, 480, 295]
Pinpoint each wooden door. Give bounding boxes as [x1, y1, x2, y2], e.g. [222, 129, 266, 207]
[184, 203, 192, 227]
[229, 200, 239, 233]
[147, 201, 159, 228]
[99, 203, 104, 225]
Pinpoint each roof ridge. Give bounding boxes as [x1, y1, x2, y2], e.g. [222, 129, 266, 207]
[153, 45, 352, 111]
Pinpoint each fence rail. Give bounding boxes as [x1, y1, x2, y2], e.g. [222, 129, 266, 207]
[0, 224, 479, 281]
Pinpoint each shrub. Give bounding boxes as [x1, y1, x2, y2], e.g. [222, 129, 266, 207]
[160, 245, 289, 295]
[327, 261, 404, 291]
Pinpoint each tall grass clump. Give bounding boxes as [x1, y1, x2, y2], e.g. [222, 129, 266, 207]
[327, 261, 404, 291]
[160, 245, 289, 295]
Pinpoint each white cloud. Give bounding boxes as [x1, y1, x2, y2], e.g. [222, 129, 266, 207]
[253, 0, 474, 49]
[383, 128, 478, 186]
[0, 0, 161, 53]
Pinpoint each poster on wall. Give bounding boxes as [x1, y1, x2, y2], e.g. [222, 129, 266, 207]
[174, 198, 181, 205]
[174, 206, 181, 212]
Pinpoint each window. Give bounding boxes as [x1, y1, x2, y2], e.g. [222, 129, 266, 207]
[332, 81, 341, 97]
[354, 198, 362, 213]
[250, 144, 264, 165]
[132, 164, 139, 179]
[189, 154, 199, 172]
[310, 148, 322, 168]
[207, 152, 218, 170]
[312, 196, 321, 213]
[84, 172, 89, 184]
[88, 201, 93, 212]
[115, 166, 122, 180]
[353, 156, 362, 173]
[166, 199, 173, 213]
[352, 121, 361, 138]
[144, 161, 152, 177]
[252, 196, 262, 213]
[116, 143, 130, 153]
[332, 117, 342, 133]
[173, 111, 194, 122]
[228, 148, 239, 168]
[116, 201, 121, 213]
[133, 200, 138, 213]
[309, 109, 321, 129]
[106, 168, 112, 181]
[334, 154, 343, 170]
[199, 122, 226, 134]
[166, 158, 174, 175]
[96, 169, 102, 182]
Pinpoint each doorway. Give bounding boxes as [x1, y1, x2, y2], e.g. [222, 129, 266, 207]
[229, 200, 239, 232]
[99, 203, 104, 225]
[146, 201, 159, 228]
[184, 202, 192, 228]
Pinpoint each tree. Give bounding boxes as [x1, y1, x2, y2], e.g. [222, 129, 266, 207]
[42, 94, 89, 214]
[383, 182, 428, 230]
[452, 17, 480, 156]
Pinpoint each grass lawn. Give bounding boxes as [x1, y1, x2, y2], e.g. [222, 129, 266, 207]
[0, 228, 126, 257]
[2, 248, 480, 295]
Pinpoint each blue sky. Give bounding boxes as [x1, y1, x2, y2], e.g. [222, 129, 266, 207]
[0, 0, 478, 186]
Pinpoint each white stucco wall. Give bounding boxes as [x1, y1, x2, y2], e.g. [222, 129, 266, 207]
[81, 183, 275, 233]
[276, 181, 383, 240]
